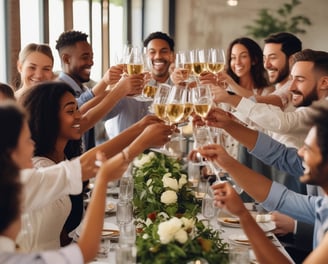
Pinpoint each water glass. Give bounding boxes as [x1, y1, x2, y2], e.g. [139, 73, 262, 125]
[97, 237, 111, 258]
[119, 221, 136, 246]
[116, 244, 137, 264]
[116, 200, 133, 226]
[119, 176, 134, 201]
[229, 245, 250, 264]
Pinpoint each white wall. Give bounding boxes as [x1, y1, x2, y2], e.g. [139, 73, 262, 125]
[175, 0, 328, 51]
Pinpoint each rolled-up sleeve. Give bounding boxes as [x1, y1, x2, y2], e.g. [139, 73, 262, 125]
[261, 181, 317, 225]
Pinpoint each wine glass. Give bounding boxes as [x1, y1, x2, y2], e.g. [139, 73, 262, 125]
[126, 46, 144, 75]
[201, 180, 218, 227]
[192, 84, 213, 124]
[115, 44, 132, 74]
[150, 83, 175, 156]
[207, 48, 225, 74]
[191, 49, 207, 77]
[175, 51, 192, 83]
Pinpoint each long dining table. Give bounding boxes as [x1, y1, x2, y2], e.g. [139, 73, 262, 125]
[88, 192, 295, 264]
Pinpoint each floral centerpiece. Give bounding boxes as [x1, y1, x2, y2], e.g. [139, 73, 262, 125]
[132, 151, 229, 264]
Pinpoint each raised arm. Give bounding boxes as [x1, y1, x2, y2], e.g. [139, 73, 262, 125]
[79, 73, 145, 133]
[197, 144, 272, 202]
[79, 115, 173, 180]
[204, 107, 259, 150]
[212, 182, 291, 264]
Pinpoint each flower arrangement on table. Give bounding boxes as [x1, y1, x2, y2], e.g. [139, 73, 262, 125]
[132, 151, 229, 264]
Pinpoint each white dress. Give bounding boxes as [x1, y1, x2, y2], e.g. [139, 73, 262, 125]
[16, 157, 75, 252]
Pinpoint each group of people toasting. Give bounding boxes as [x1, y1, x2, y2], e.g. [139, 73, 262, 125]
[0, 26, 328, 264]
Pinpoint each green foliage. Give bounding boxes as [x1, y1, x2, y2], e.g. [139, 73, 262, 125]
[245, 0, 312, 39]
[132, 152, 229, 264]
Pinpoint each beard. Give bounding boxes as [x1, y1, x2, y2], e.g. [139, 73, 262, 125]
[273, 63, 289, 84]
[293, 85, 318, 107]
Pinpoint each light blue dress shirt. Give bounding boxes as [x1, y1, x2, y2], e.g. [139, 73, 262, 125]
[249, 132, 328, 248]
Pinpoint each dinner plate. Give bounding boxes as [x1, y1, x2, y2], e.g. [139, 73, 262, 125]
[229, 232, 274, 246]
[75, 222, 119, 240]
[218, 217, 276, 232]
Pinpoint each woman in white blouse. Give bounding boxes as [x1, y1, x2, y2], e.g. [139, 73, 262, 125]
[0, 101, 171, 263]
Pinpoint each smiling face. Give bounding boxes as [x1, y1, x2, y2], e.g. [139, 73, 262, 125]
[230, 44, 252, 79]
[64, 41, 94, 84]
[289, 61, 319, 107]
[10, 121, 35, 169]
[58, 92, 82, 141]
[298, 127, 328, 187]
[263, 43, 289, 85]
[17, 51, 54, 89]
[146, 38, 173, 82]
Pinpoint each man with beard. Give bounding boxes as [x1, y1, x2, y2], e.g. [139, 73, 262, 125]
[104, 31, 175, 139]
[197, 48, 328, 263]
[198, 103, 328, 263]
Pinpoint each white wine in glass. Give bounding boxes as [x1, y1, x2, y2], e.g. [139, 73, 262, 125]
[192, 84, 213, 121]
[127, 47, 144, 75]
[207, 48, 225, 74]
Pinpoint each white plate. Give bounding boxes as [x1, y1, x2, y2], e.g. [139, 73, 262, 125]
[218, 217, 275, 232]
[75, 221, 119, 239]
[218, 217, 240, 228]
[229, 232, 274, 246]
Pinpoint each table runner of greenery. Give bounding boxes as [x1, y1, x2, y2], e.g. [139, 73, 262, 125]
[132, 151, 229, 264]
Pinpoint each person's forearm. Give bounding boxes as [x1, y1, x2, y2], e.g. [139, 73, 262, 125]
[224, 119, 259, 150]
[80, 86, 126, 133]
[239, 211, 291, 264]
[220, 157, 272, 202]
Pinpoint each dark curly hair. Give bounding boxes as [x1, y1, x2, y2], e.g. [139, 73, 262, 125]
[0, 102, 24, 233]
[143, 31, 175, 51]
[226, 37, 269, 89]
[20, 81, 82, 159]
[55, 30, 89, 53]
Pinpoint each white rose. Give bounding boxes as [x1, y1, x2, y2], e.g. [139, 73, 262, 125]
[178, 174, 188, 189]
[157, 217, 182, 244]
[162, 175, 179, 191]
[160, 190, 178, 204]
[181, 217, 195, 231]
[133, 153, 153, 168]
[174, 229, 188, 244]
[142, 234, 149, 239]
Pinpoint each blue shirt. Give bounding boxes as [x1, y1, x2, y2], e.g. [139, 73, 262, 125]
[250, 132, 328, 248]
[58, 72, 94, 108]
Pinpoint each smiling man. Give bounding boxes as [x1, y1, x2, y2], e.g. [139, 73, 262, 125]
[197, 103, 328, 263]
[104, 31, 175, 139]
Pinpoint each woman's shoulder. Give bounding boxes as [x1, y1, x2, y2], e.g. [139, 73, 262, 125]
[32, 156, 56, 168]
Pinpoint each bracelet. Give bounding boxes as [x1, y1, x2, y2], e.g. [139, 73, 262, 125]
[121, 148, 130, 162]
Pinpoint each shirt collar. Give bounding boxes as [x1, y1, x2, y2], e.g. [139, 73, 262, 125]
[58, 72, 85, 96]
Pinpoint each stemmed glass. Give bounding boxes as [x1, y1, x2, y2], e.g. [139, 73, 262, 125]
[191, 49, 207, 78]
[201, 179, 218, 227]
[126, 46, 144, 75]
[207, 48, 225, 74]
[192, 84, 213, 124]
[150, 83, 175, 156]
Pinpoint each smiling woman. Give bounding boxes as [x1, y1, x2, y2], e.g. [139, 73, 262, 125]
[18, 81, 84, 250]
[15, 43, 55, 99]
